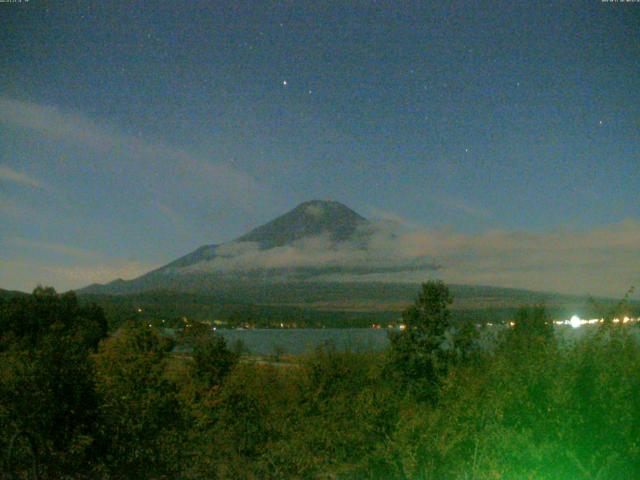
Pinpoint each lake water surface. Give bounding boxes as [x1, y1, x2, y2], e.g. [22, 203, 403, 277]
[216, 325, 625, 356]
[218, 328, 390, 355]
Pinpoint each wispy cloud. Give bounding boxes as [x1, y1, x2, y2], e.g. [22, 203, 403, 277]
[366, 207, 421, 229]
[0, 165, 42, 188]
[170, 219, 640, 297]
[368, 196, 491, 228]
[5, 237, 101, 259]
[399, 220, 640, 296]
[43, 260, 156, 287]
[180, 230, 437, 276]
[0, 97, 274, 211]
[0, 258, 157, 292]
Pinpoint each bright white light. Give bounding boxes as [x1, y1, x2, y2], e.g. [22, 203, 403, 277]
[570, 315, 582, 329]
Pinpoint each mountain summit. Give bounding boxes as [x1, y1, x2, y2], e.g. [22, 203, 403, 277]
[236, 200, 368, 249]
[79, 200, 388, 295]
[157, 200, 370, 273]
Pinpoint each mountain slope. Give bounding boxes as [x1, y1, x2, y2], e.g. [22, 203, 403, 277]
[0, 288, 30, 299]
[237, 200, 369, 248]
[79, 200, 383, 295]
[73, 200, 635, 317]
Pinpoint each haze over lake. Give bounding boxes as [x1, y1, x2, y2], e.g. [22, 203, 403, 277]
[214, 324, 630, 356]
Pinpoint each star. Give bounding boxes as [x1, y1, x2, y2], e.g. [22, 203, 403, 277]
[282, 80, 288, 87]
[599, 120, 604, 126]
[465, 148, 470, 153]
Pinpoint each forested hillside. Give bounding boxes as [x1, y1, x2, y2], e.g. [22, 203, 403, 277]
[2, 283, 640, 479]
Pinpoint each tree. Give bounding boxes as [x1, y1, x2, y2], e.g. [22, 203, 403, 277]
[191, 332, 238, 389]
[388, 280, 454, 401]
[506, 304, 555, 348]
[0, 287, 107, 478]
[93, 321, 185, 478]
[0, 286, 107, 352]
[589, 286, 635, 329]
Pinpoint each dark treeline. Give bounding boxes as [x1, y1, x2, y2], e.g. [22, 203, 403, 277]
[78, 292, 401, 330]
[1, 283, 640, 479]
[76, 287, 638, 331]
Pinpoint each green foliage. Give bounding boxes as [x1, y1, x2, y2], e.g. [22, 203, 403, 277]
[2, 283, 640, 478]
[292, 345, 400, 478]
[387, 297, 640, 479]
[388, 280, 460, 401]
[500, 304, 556, 357]
[511, 304, 554, 340]
[230, 338, 250, 356]
[191, 331, 238, 389]
[0, 286, 107, 351]
[589, 285, 636, 328]
[92, 321, 185, 478]
[556, 326, 640, 478]
[185, 363, 292, 479]
[0, 287, 107, 478]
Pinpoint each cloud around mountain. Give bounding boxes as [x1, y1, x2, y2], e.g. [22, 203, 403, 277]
[73, 200, 640, 298]
[158, 204, 639, 297]
[172, 226, 437, 276]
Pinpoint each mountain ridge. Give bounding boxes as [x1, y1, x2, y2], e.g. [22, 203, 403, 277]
[237, 199, 369, 249]
[79, 200, 381, 294]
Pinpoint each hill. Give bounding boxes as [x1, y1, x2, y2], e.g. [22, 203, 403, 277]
[79, 200, 435, 295]
[74, 200, 640, 325]
[0, 288, 29, 300]
[75, 282, 639, 332]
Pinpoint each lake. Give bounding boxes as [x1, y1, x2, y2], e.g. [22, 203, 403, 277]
[214, 324, 630, 356]
[217, 328, 391, 355]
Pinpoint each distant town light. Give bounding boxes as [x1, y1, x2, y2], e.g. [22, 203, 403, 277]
[570, 315, 582, 329]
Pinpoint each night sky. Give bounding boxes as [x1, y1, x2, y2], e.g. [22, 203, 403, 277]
[1, 1, 639, 295]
